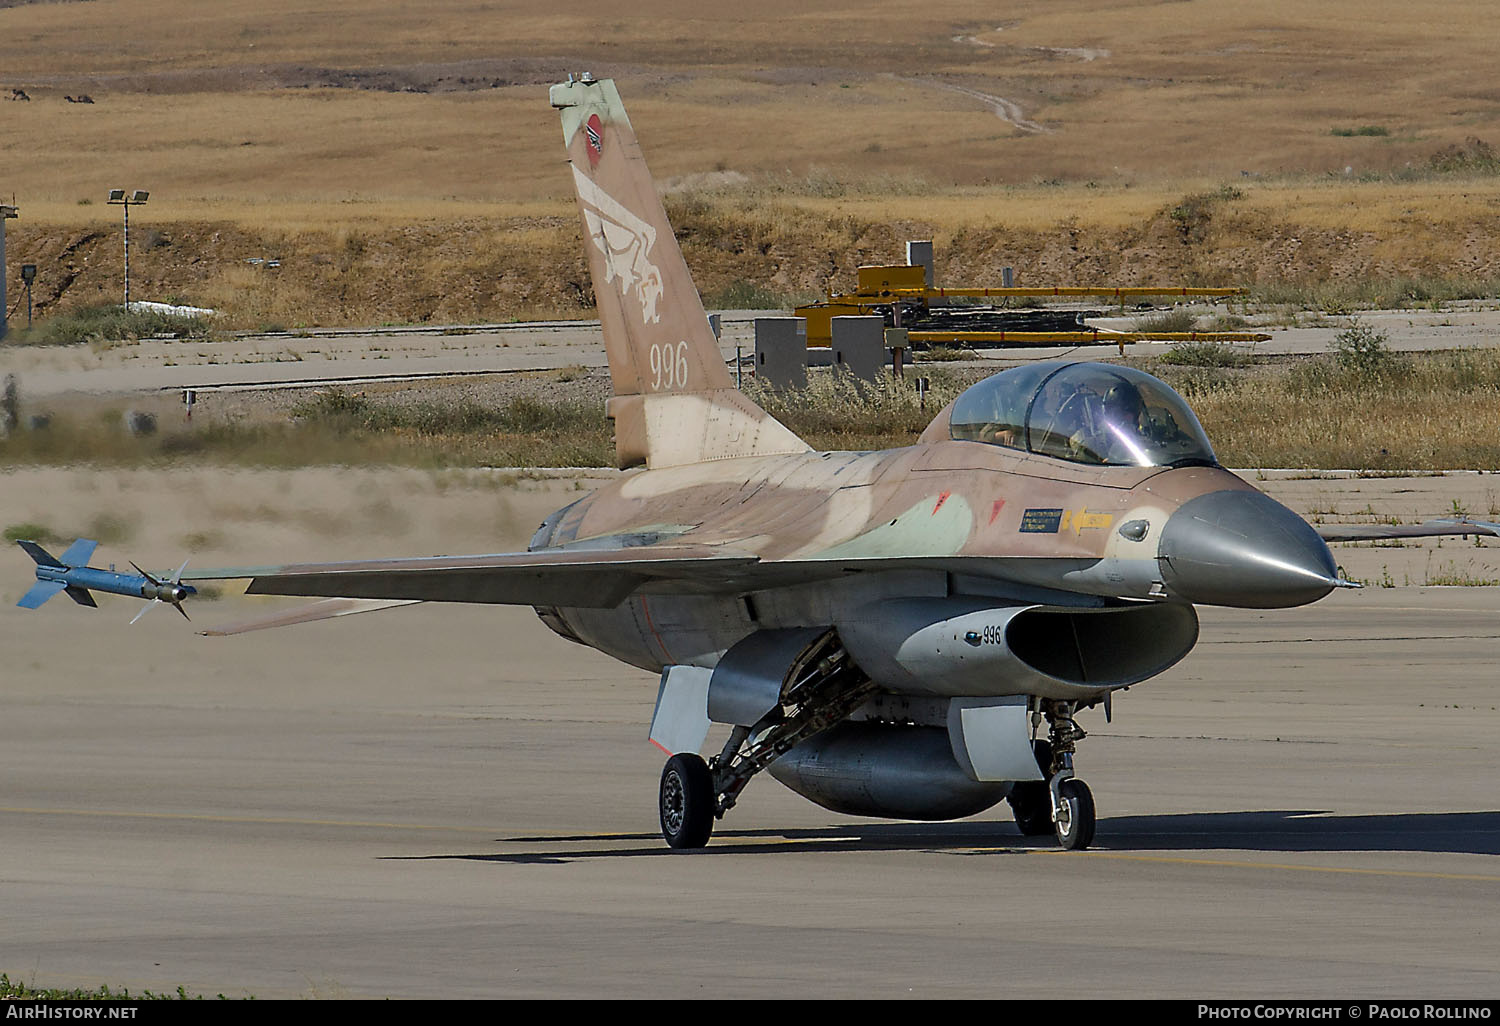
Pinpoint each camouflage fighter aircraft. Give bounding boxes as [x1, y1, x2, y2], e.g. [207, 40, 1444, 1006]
[21, 76, 1500, 851]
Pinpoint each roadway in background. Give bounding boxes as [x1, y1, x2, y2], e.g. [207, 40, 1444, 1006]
[4, 305, 1500, 399]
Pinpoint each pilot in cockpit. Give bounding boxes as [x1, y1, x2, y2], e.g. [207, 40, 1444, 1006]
[1035, 378, 1108, 462]
[1099, 382, 1149, 464]
[948, 362, 1217, 468]
[1100, 380, 1192, 464]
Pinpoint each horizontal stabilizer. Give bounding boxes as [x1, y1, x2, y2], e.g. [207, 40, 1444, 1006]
[1314, 518, 1500, 542]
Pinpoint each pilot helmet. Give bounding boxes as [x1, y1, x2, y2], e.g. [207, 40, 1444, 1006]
[1103, 382, 1144, 420]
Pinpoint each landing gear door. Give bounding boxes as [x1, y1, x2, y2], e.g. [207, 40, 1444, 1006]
[706, 627, 826, 726]
[947, 696, 1042, 782]
[649, 665, 713, 756]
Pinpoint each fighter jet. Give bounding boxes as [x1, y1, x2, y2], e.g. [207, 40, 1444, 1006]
[21, 77, 1496, 851]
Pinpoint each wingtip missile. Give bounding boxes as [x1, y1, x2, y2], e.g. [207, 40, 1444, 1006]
[15, 539, 196, 621]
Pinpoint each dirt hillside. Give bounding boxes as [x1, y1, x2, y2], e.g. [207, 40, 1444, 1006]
[8, 186, 1500, 329]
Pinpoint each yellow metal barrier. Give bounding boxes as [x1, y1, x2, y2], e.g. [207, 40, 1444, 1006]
[834, 286, 1246, 302]
[908, 329, 1271, 356]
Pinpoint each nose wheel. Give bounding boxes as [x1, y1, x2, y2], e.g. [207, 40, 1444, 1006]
[1052, 777, 1096, 850]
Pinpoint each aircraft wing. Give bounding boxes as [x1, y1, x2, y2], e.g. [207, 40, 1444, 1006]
[1313, 517, 1500, 543]
[181, 545, 1100, 617]
[181, 546, 762, 608]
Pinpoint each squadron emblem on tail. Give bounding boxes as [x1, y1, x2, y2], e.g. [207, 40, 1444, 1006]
[572, 166, 663, 325]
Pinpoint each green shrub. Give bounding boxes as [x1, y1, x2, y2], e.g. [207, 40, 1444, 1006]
[1133, 308, 1198, 334]
[1331, 318, 1406, 378]
[1158, 342, 1253, 368]
[701, 279, 803, 309]
[3, 522, 58, 544]
[1428, 137, 1500, 175]
[11, 304, 215, 347]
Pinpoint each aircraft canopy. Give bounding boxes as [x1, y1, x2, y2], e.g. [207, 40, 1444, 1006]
[948, 362, 1218, 468]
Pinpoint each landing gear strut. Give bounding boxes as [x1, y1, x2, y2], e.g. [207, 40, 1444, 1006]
[1010, 700, 1097, 850]
[655, 630, 874, 849]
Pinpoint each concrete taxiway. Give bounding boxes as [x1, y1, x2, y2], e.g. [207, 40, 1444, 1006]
[6, 304, 1500, 400]
[1, 570, 1496, 998]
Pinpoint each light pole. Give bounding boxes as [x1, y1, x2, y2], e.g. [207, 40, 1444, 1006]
[0, 204, 16, 341]
[106, 189, 149, 308]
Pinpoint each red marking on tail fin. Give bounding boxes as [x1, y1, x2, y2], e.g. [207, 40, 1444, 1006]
[585, 114, 603, 165]
[933, 492, 951, 515]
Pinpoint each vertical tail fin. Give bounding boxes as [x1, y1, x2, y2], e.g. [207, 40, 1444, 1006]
[551, 76, 809, 470]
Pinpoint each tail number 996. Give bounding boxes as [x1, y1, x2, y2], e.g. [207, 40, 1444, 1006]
[649, 341, 690, 391]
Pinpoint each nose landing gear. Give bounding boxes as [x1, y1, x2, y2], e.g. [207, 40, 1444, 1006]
[1008, 700, 1097, 850]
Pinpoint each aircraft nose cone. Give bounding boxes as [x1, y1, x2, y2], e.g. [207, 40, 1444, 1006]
[1158, 490, 1339, 608]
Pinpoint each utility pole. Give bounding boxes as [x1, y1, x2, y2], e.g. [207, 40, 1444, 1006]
[106, 189, 149, 307]
[0, 204, 17, 341]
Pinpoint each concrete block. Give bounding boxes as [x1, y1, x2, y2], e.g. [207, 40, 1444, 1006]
[754, 317, 807, 390]
[831, 315, 886, 383]
[905, 240, 934, 289]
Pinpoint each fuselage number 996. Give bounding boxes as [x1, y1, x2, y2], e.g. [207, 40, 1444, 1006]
[963, 625, 1006, 648]
[649, 341, 690, 391]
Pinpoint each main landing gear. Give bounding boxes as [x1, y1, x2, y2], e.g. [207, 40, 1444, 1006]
[659, 753, 715, 849]
[1005, 700, 1096, 850]
[657, 631, 875, 849]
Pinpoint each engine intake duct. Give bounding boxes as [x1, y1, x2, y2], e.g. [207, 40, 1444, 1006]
[836, 597, 1198, 700]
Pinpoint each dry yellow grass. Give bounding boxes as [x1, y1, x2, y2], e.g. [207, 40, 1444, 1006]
[4, 1, 1500, 326]
[5, 0, 1500, 205]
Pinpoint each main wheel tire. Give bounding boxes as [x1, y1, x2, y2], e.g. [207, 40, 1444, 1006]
[1006, 739, 1055, 836]
[1054, 778, 1096, 851]
[659, 753, 716, 849]
[1008, 784, 1052, 836]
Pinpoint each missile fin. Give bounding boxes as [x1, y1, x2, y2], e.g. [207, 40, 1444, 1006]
[129, 561, 160, 587]
[17, 540, 62, 568]
[129, 598, 161, 625]
[65, 586, 98, 608]
[17, 580, 66, 609]
[59, 539, 98, 567]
